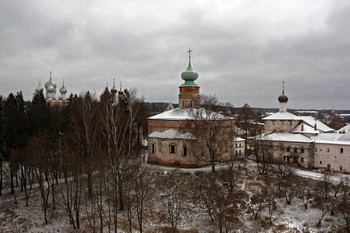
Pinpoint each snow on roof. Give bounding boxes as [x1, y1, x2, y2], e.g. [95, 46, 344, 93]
[148, 128, 196, 140]
[312, 131, 350, 145]
[234, 137, 245, 142]
[338, 123, 350, 133]
[262, 111, 334, 133]
[148, 107, 232, 121]
[295, 110, 318, 114]
[298, 116, 334, 133]
[164, 103, 174, 111]
[262, 111, 301, 121]
[293, 123, 319, 134]
[262, 133, 313, 143]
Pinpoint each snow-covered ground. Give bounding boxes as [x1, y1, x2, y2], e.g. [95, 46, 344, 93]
[0, 161, 348, 232]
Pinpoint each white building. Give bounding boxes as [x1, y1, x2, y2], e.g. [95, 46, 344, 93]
[261, 82, 349, 172]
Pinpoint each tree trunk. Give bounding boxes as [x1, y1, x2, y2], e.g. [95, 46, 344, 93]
[0, 158, 2, 196]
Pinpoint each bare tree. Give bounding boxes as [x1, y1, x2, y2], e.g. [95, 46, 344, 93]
[133, 163, 155, 233]
[70, 92, 100, 198]
[164, 170, 187, 233]
[252, 136, 273, 175]
[339, 178, 350, 232]
[248, 191, 265, 219]
[196, 172, 235, 233]
[188, 95, 234, 173]
[298, 179, 312, 210]
[60, 145, 83, 229]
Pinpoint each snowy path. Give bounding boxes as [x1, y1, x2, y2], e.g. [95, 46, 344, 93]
[147, 161, 350, 184]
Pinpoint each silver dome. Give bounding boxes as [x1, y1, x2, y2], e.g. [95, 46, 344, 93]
[47, 85, 55, 93]
[60, 85, 67, 94]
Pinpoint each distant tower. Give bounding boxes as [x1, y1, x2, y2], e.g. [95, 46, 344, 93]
[179, 48, 200, 109]
[45, 71, 57, 99]
[35, 79, 43, 94]
[118, 82, 124, 96]
[278, 80, 288, 112]
[111, 78, 118, 104]
[59, 79, 67, 100]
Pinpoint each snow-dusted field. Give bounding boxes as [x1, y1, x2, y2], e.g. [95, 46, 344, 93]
[0, 162, 348, 232]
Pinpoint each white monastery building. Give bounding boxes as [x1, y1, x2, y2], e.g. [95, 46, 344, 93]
[261, 82, 350, 172]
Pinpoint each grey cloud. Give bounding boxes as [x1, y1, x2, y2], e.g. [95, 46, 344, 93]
[0, 0, 349, 110]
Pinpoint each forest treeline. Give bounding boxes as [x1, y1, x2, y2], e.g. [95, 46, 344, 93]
[0, 88, 154, 230]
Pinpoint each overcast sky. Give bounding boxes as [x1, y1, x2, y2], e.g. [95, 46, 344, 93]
[1, 0, 349, 109]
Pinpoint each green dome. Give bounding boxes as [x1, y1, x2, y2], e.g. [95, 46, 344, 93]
[181, 61, 198, 86]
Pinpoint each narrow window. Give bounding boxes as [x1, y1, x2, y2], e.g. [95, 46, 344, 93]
[340, 166, 343, 171]
[151, 144, 155, 153]
[239, 150, 241, 155]
[170, 144, 176, 154]
[315, 147, 317, 152]
[320, 161, 322, 165]
[294, 147, 297, 153]
[287, 147, 290, 152]
[301, 147, 304, 153]
[183, 146, 187, 156]
[341, 148, 344, 153]
[327, 148, 330, 152]
[239, 143, 241, 147]
[301, 157, 304, 163]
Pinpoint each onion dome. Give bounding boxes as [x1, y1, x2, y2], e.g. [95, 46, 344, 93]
[181, 48, 198, 86]
[278, 93, 288, 103]
[60, 80, 67, 94]
[47, 85, 55, 93]
[278, 80, 288, 103]
[118, 82, 123, 94]
[111, 78, 117, 93]
[35, 79, 43, 93]
[45, 71, 57, 90]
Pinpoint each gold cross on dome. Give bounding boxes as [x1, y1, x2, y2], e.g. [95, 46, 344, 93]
[187, 48, 192, 60]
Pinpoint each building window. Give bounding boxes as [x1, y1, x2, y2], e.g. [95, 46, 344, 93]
[239, 150, 241, 155]
[294, 147, 297, 153]
[170, 144, 176, 154]
[183, 146, 187, 156]
[320, 149, 322, 152]
[301, 147, 304, 153]
[151, 144, 155, 153]
[287, 147, 290, 152]
[235, 150, 238, 156]
[327, 148, 330, 152]
[340, 166, 343, 171]
[315, 147, 317, 152]
[301, 157, 304, 163]
[320, 161, 322, 165]
[239, 143, 241, 147]
[341, 148, 344, 153]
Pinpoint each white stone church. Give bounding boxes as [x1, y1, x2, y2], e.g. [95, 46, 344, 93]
[261, 83, 350, 172]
